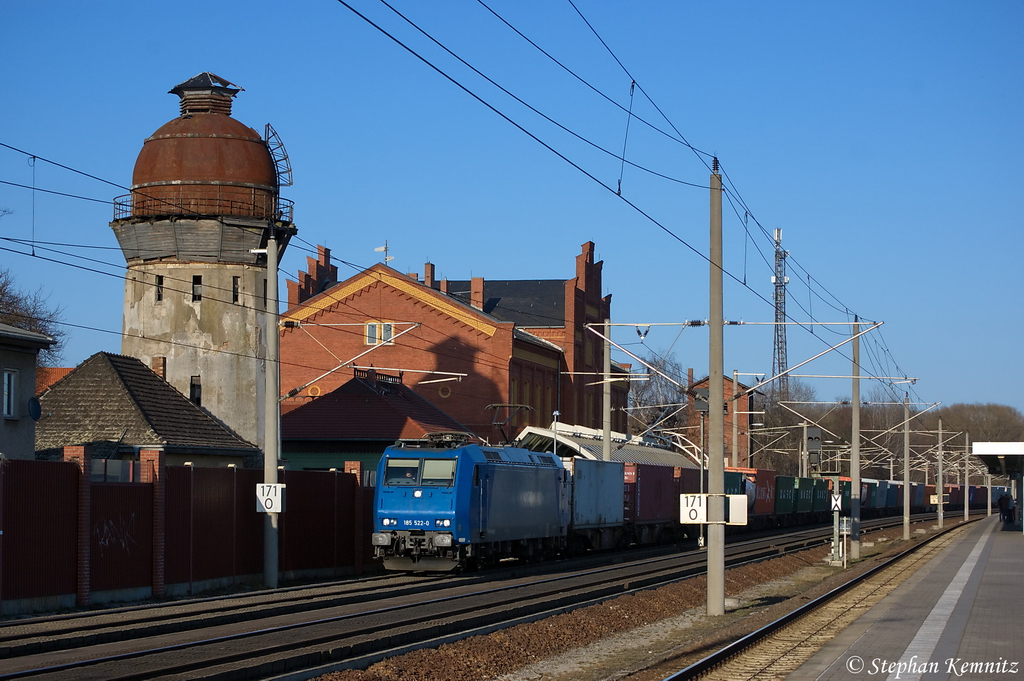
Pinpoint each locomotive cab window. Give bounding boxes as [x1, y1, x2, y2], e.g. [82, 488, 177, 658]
[384, 458, 421, 485]
[421, 459, 456, 487]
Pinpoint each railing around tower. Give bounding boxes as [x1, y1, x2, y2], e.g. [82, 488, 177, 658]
[114, 187, 293, 223]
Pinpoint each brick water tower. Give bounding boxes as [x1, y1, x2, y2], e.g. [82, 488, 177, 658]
[111, 73, 296, 451]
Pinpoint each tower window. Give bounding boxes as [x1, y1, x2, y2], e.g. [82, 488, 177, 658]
[365, 322, 394, 345]
[189, 375, 202, 407]
[232, 276, 240, 304]
[155, 275, 164, 302]
[192, 275, 203, 302]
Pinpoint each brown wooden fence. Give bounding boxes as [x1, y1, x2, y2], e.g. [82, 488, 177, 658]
[0, 450, 375, 615]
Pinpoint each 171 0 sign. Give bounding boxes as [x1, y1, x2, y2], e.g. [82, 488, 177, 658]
[256, 483, 286, 513]
[680, 494, 748, 526]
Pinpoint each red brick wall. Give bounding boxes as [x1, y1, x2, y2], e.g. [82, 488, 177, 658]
[280, 275, 520, 442]
[282, 243, 629, 441]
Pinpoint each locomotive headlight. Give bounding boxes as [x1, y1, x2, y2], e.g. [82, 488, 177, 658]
[381, 518, 398, 526]
[434, 518, 452, 527]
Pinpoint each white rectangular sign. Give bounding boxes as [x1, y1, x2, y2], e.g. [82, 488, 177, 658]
[727, 495, 748, 526]
[681, 494, 707, 524]
[831, 494, 842, 512]
[256, 483, 286, 513]
[680, 494, 748, 525]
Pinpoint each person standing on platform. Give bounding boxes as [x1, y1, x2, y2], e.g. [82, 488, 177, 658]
[998, 493, 1012, 522]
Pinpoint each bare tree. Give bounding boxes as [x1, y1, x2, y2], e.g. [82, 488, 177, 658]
[626, 350, 689, 437]
[753, 379, 820, 475]
[920, 403, 1024, 444]
[0, 267, 66, 366]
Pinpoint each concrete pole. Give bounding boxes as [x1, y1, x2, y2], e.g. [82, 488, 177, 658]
[264, 227, 280, 588]
[731, 370, 739, 469]
[851, 319, 861, 560]
[603, 319, 611, 462]
[552, 410, 560, 456]
[964, 431, 970, 522]
[937, 418, 944, 529]
[801, 421, 808, 478]
[987, 474, 992, 517]
[707, 163, 725, 616]
[904, 394, 911, 541]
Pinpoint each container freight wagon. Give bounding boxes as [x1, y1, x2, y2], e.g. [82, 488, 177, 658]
[372, 443, 568, 571]
[624, 463, 680, 544]
[795, 478, 815, 515]
[911, 482, 925, 509]
[874, 480, 889, 510]
[812, 479, 831, 514]
[860, 480, 878, 514]
[775, 476, 798, 522]
[725, 467, 777, 530]
[563, 458, 625, 551]
[887, 482, 900, 509]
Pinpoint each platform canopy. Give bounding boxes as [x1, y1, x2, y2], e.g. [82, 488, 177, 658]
[972, 442, 1024, 477]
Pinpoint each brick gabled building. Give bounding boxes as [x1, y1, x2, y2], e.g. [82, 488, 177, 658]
[687, 372, 759, 468]
[279, 242, 627, 444]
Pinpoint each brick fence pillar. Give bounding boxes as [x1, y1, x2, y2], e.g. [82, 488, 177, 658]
[63, 445, 91, 607]
[344, 462, 364, 575]
[140, 449, 166, 598]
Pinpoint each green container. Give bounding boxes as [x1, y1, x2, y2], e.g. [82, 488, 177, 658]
[812, 479, 830, 513]
[775, 476, 798, 515]
[796, 477, 815, 513]
[724, 471, 744, 496]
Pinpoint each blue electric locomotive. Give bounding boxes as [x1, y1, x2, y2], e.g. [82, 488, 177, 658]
[371, 438, 568, 571]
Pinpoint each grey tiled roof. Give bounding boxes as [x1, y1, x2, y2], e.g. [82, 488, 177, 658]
[0, 322, 55, 350]
[36, 352, 257, 454]
[447, 279, 565, 327]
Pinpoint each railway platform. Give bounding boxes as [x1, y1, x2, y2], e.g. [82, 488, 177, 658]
[788, 514, 1021, 680]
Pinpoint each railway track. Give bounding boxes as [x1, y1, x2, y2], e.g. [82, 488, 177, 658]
[661, 516, 977, 680]
[0, 515, 940, 680]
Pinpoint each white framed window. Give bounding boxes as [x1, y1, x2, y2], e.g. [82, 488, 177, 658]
[2, 369, 16, 419]
[365, 322, 394, 345]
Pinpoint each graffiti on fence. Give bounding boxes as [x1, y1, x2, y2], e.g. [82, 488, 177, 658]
[94, 513, 141, 557]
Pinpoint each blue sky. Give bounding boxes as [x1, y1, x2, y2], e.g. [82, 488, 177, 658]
[2, 1, 1022, 414]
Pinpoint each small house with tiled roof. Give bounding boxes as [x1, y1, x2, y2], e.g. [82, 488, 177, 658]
[279, 242, 628, 444]
[1, 322, 55, 459]
[280, 368, 471, 472]
[35, 352, 259, 467]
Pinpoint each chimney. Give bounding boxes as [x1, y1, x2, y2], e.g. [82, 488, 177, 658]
[406, 272, 420, 281]
[440, 278, 449, 294]
[687, 367, 694, 389]
[471, 277, 485, 310]
[424, 262, 436, 289]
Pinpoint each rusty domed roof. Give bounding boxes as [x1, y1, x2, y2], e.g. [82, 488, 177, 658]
[132, 114, 277, 189]
[127, 73, 278, 219]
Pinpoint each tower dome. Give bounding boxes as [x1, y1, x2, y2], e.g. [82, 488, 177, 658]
[127, 73, 279, 220]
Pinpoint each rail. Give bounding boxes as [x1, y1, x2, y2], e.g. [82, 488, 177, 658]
[113, 191, 293, 222]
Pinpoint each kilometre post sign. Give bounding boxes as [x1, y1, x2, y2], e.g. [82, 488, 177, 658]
[681, 494, 707, 524]
[256, 483, 286, 513]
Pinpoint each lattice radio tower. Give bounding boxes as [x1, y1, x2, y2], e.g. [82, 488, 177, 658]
[771, 229, 789, 397]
